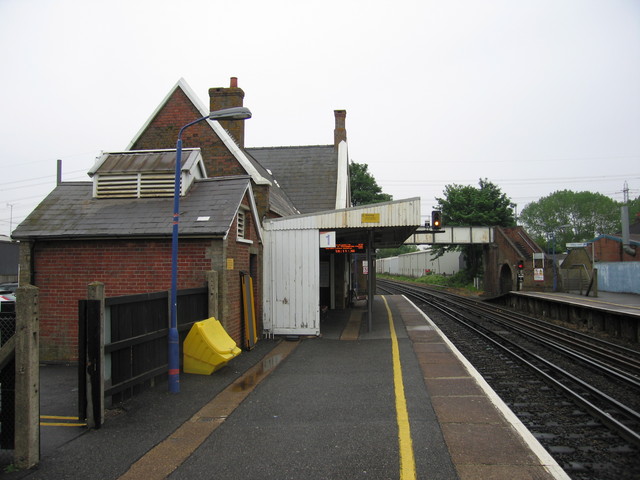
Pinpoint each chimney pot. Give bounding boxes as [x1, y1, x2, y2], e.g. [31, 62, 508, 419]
[230, 77, 238, 88]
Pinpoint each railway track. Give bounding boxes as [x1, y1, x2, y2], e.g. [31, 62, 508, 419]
[378, 278, 640, 480]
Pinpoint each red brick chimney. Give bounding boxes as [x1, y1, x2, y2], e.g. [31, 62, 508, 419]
[334, 110, 347, 148]
[209, 77, 246, 147]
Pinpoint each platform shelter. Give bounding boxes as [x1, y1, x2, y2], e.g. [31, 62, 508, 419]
[262, 198, 422, 336]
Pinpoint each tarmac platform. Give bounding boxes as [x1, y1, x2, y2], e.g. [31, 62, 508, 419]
[510, 290, 640, 318]
[8, 295, 569, 480]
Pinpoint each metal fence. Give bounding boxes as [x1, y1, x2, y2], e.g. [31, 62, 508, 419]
[0, 310, 16, 466]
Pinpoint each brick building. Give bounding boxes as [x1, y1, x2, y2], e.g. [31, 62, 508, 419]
[590, 235, 639, 262]
[483, 226, 549, 295]
[13, 156, 262, 360]
[0, 235, 19, 284]
[13, 78, 351, 361]
[589, 220, 640, 263]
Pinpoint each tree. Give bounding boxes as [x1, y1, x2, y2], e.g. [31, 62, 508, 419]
[628, 195, 640, 225]
[433, 179, 516, 279]
[519, 190, 620, 251]
[350, 161, 392, 206]
[435, 178, 516, 227]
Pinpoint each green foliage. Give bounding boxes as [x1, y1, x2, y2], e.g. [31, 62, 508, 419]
[433, 178, 515, 277]
[378, 273, 480, 293]
[377, 245, 419, 259]
[519, 190, 621, 251]
[435, 178, 516, 227]
[350, 161, 393, 206]
[628, 195, 640, 224]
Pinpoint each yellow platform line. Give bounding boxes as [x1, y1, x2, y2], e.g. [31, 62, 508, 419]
[40, 415, 86, 427]
[41, 422, 87, 427]
[382, 295, 416, 480]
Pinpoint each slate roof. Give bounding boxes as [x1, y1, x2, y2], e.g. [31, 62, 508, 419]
[237, 149, 299, 216]
[12, 176, 253, 240]
[246, 145, 337, 214]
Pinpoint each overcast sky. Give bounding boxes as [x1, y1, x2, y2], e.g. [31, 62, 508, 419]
[1, 0, 639, 237]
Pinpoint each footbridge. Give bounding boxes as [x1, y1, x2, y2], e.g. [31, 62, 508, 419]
[404, 226, 494, 245]
[400, 225, 546, 296]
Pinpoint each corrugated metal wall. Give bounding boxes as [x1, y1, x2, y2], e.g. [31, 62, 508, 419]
[263, 228, 320, 335]
[376, 249, 462, 277]
[264, 198, 421, 231]
[595, 262, 640, 294]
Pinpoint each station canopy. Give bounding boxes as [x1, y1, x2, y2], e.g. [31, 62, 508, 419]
[264, 197, 422, 249]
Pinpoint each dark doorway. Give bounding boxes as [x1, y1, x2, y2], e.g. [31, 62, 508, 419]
[499, 264, 513, 294]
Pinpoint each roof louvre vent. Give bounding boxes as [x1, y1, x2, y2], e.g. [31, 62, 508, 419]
[95, 173, 176, 198]
[89, 149, 207, 199]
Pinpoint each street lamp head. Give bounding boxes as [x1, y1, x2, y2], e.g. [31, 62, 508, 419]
[208, 106, 252, 121]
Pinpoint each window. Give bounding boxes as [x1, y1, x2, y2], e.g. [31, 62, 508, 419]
[237, 206, 253, 244]
[237, 210, 245, 239]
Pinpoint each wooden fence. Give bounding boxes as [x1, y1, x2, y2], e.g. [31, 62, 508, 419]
[78, 285, 209, 428]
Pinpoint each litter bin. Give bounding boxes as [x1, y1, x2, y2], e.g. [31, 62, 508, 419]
[183, 317, 241, 375]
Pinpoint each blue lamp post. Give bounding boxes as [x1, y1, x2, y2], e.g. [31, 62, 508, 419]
[169, 106, 252, 393]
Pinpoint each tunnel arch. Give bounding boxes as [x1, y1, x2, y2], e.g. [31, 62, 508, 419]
[499, 263, 514, 294]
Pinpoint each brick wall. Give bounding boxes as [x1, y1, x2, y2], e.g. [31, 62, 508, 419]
[252, 184, 271, 221]
[216, 197, 263, 344]
[130, 87, 246, 179]
[593, 237, 639, 262]
[30, 236, 250, 362]
[490, 227, 551, 294]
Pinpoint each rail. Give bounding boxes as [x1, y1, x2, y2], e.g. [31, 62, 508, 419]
[378, 279, 640, 465]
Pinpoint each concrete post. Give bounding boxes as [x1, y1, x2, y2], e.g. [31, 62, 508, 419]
[207, 271, 219, 320]
[14, 284, 39, 469]
[17, 242, 33, 286]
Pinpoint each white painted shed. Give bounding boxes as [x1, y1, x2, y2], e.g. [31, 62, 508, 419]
[262, 198, 422, 336]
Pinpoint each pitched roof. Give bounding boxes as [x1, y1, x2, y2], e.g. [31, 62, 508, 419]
[127, 78, 271, 186]
[124, 78, 300, 217]
[246, 145, 338, 214]
[12, 176, 257, 240]
[234, 147, 299, 216]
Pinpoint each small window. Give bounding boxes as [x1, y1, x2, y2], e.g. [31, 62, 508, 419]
[237, 207, 253, 244]
[237, 210, 245, 239]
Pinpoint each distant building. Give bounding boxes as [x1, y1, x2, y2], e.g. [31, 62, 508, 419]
[0, 235, 18, 283]
[560, 215, 640, 295]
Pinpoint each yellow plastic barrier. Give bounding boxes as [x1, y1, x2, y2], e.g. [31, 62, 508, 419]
[183, 317, 242, 375]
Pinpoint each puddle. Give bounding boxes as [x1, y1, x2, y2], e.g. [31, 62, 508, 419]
[231, 354, 284, 392]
